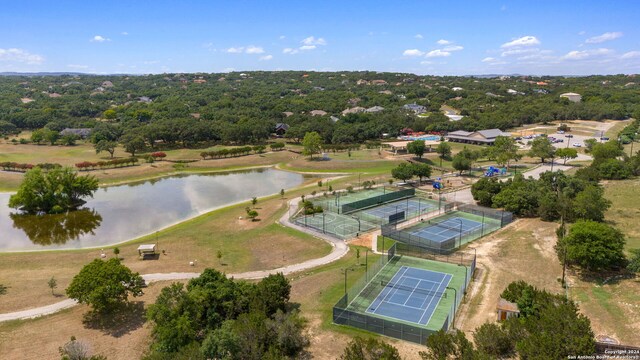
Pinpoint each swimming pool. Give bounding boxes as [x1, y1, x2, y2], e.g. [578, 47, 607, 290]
[399, 135, 441, 141]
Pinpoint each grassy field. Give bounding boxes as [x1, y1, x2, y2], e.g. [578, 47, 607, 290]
[603, 178, 640, 250]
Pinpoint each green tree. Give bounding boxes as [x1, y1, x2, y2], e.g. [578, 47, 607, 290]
[412, 162, 432, 183]
[528, 136, 555, 163]
[120, 133, 146, 157]
[0, 284, 6, 296]
[626, 249, 640, 273]
[470, 177, 503, 207]
[246, 209, 258, 221]
[452, 153, 473, 174]
[435, 142, 452, 167]
[95, 140, 117, 158]
[597, 159, 632, 179]
[491, 136, 521, 168]
[584, 138, 597, 153]
[558, 220, 626, 272]
[591, 140, 624, 163]
[340, 337, 401, 360]
[420, 329, 478, 360]
[473, 323, 514, 358]
[407, 140, 426, 159]
[66, 258, 144, 313]
[9, 167, 99, 214]
[571, 185, 611, 222]
[103, 109, 117, 120]
[251, 197, 258, 206]
[555, 147, 578, 164]
[491, 175, 540, 217]
[42, 128, 59, 145]
[391, 162, 414, 182]
[302, 131, 322, 159]
[48, 276, 58, 295]
[61, 134, 80, 146]
[280, 189, 285, 198]
[113, 247, 120, 259]
[31, 128, 45, 144]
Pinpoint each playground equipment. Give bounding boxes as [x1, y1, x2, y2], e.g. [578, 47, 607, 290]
[484, 166, 507, 177]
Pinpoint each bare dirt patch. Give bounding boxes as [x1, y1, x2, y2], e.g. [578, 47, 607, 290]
[0, 280, 179, 360]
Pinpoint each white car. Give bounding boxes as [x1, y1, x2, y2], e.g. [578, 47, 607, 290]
[572, 143, 582, 148]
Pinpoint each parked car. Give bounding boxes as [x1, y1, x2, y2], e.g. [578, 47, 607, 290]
[565, 134, 574, 138]
[558, 130, 565, 134]
[572, 143, 582, 147]
[600, 137, 609, 141]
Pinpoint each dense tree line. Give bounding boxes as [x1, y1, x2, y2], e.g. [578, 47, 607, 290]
[1, 73, 638, 148]
[144, 269, 308, 359]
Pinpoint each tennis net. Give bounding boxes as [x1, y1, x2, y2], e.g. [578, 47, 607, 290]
[381, 280, 447, 299]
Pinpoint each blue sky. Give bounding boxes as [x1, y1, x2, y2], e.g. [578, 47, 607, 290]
[1, 1, 639, 75]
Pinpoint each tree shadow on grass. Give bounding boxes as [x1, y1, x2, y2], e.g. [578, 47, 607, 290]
[82, 301, 146, 338]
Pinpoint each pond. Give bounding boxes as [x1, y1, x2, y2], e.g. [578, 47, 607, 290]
[0, 168, 304, 251]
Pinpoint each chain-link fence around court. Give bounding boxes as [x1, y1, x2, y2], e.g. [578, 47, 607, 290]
[381, 205, 512, 254]
[333, 243, 476, 345]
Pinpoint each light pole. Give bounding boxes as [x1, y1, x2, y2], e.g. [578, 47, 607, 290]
[446, 286, 457, 329]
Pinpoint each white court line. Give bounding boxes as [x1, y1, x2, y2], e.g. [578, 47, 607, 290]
[408, 279, 438, 308]
[366, 266, 409, 314]
[420, 274, 452, 326]
[402, 278, 431, 306]
[418, 274, 447, 325]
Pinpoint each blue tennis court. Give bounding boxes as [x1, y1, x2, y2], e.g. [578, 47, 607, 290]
[362, 199, 436, 219]
[366, 266, 452, 325]
[409, 217, 483, 243]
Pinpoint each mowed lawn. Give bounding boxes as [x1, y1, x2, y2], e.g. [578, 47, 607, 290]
[0, 187, 331, 313]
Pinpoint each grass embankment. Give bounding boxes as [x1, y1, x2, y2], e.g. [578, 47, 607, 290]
[0, 178, 337, 313]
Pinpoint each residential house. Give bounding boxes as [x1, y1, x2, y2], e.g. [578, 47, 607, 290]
[341, 107, 366, 115]
[101, 81, 114, 88]
[451, 87, 464, 91]
[560, 92, 582, 103]
[60, 128, 92, 139]
[138, 96, 153, 103]
[403, 103, 427, 114]
[371, 80, 387, 85]
[445, 129, 511, 145]
[275, 123, 290, 136]
[309, 110, 328, 116]
[282, 111, 294, 117]
[330, 116, 340, 123]
[365, 106, 385, 113]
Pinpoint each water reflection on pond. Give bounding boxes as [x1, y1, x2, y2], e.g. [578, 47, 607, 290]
[0, 168, 304, 251]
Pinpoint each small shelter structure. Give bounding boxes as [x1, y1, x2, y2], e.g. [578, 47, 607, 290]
[496, 297, 520, 321]
[137, 244, 157, 259]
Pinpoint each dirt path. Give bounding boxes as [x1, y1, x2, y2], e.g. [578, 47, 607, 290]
[0, 195, 349, 323]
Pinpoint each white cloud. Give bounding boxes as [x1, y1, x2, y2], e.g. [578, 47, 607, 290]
[299, 45, 316, 51]
[621, 51, 640, 59]
[403, 49, 424, 57]
[245, 46, 264, 54]
[578, 31, 586, 36]
[415, 34, 423, 39]
[426, 49, 451, 58]
[0, 48, 44, 64]
[302, 36, 327, 46]
[121, 32, 128, 36]
[436, 39, 451, 45]
[67, 64, 88, 69]
[279, 35, 286, 40]
[91, 35, 110, 42]
[585, 32, 622, 44]
[561, 48, 612, 60]
[226, 47, 244, 53]
[259, 55, 273, 61]
[501, 36, 540, 48]
[501, 48, 539, 57]
[420, 60, 432, 65]
[482, 57, 496, 62]
[500, 5, 507, 11]
[443, 45, 463, 52]
[283, 48, 298, 55]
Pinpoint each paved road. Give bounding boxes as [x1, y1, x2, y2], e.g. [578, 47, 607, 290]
[0, 195, 348, 323]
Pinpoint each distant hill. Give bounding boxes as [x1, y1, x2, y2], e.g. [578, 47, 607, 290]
[0, 72, 130, 77]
